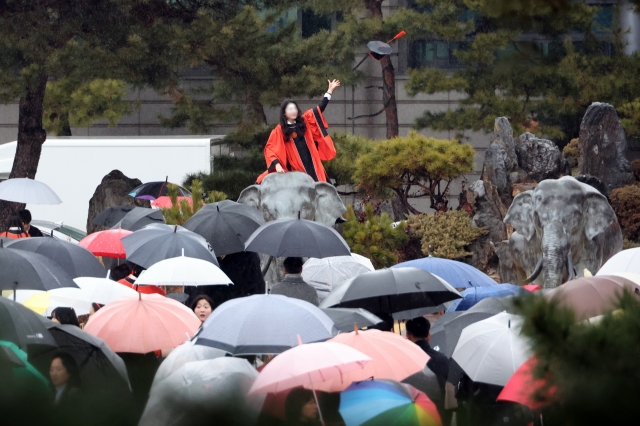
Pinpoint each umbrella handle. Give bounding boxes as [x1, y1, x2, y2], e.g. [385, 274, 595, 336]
[308, 373, 325, 426]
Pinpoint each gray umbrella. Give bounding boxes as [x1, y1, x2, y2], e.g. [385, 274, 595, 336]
[321, 307, 383, 332]
[0, 297, 58, 358]
[429, 311, 498, 358]
[112, 207, 165, 231]
[92, 205, 135, 228]
[319, 267, 461, 315]
[183, 200, 264, 256]
[244, 217, 351, 258]
[462, 296, 516, 315]
[121, 224, 218, 269]
[0, 243, 79, 295]
[10, 237, 106, 278]
[197, 294, 337, 355]
[402, 365, 442, 405]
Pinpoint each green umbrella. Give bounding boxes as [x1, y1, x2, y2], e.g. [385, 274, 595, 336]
[0, 340, 49, 387]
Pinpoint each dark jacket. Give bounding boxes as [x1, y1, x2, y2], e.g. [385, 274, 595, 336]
[414, 339, 450, 391]
[28, 225, 44, 237]
[271, 274, 319, 306]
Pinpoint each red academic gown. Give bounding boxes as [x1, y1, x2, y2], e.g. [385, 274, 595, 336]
[256, 105, 336, 184]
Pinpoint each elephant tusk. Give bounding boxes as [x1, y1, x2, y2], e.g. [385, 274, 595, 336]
[566, 251, 576, 281]
[261, 256, 274, 277]
[521, 258, 543, 285]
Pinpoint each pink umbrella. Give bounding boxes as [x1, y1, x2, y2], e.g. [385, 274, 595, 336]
[314, 328, 430, 392]
[84, 293, 200, 353]
[522, 284, 542, 292]
[151, 196, 201, 210]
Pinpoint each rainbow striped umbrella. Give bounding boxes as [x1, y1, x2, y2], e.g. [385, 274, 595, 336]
[339, 380, 441, 426]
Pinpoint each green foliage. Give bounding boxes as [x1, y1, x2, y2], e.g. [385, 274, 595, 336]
[353, 131, 475, 213]
[406, 0, 640, 142]
[323, 132, 375, 186]
[618, 98, 640, 138]
[43, 78, 132, 136]
[342, 204, 408, 269]
[515, 291, 640, 424]
[609, 184, 640, 242]
[562, 138, 579, 159]
[161, 181, 205, 226]
[405, 211, 487, 259]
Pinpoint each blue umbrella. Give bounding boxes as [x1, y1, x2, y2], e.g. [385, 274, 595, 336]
[393, 257, 496, 289]
[445, 284, 524, 312]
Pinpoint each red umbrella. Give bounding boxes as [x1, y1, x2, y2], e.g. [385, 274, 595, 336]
[522, 284, 542, 292]
[497, 356, 556, 410]
[78, 229, 132, 258]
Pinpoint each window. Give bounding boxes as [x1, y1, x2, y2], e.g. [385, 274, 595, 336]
[409, 40, 469, 68]
[301, 9, 332, 38]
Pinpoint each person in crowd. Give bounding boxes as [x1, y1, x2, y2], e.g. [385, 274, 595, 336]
[18, 209, 43, 237]
[89, 302, 103, 316]
[51, 307, 81, 327]
[190, 294, 214, 324]
[49, 351, 83, 423]
[0, 213, 29, 239]
[369, 313, 394, 332]
[285, 388, 321, 426]
[270, 257, 319, 306]
[406, 317, 449, 389]
[117, 264, 165, 296]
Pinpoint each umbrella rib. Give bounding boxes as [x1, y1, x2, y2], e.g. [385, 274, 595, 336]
[470, 328, 510, 381]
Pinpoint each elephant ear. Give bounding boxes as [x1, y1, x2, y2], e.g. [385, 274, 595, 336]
[314, 182, 347, 226]
[237, 185, 261, 209]
[504, 191, 536, 241]
[584, 192, 616, 241]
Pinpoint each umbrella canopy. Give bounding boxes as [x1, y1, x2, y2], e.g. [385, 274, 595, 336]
[112, 207, 165, 231]
[151, 340, 228, 390]
[78, 229, 132, 258]
[245, 217, 351, 259]
[43, 320, 130, 390]
[135, 255, 232, 286]
[183, 200, 265, 256]
[339, 380, 442, 426]
[452, 313, 532, 386]
[92, 205, 135, 228]
[248, 341, 371, 395]
[314, 329, 430, 392]
[393, 257, 496, 289]
[0, 341, 49, 387]
[497, 356, 556, 411]
[196, 294, 337, 355]
[42, 277, 139, 315]
[445, 284, 525, 312]
[0, 177, 62, 204]
[320, 267, 461, 315]
[140, 358, 264, 426]
[0, 245, 79, 293]
[0, 297, 57, 356]
[430, 310, 500, 358]
[596, 247, 640, 275]
[9, 237, 106, 278]
[84, 293, 201, 353]
[320, 308, 383, 332]
[129, 181, 191, 201]
[151, 196, 196, 210]
[122, 224, 218, 269]
[522, 284, 542, 292]
[303, 255, 375, 302]
[544, 275, 640, 321]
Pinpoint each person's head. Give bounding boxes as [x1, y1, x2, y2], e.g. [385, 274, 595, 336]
[279, 99, 307, 141]
[110, 264, 132, 281]
[405, 316, 431, 343]
[18, 209, 32, 231]
[285, 388, 318, 424]
[283, 257, 303, 275]
[190, 295, 214, 323]
[5, 213, 24, 233]
[49, 352, 81, 388]
[51, 307, 80, 327]
[370, 313, 394, 332]
[89, 303, 103, 315]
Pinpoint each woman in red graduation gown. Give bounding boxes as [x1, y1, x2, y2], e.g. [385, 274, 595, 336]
[256, 79, 341, 184]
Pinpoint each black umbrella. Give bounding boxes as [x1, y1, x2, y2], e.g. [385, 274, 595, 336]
[0, 297, 58, 357]
[9, 238, 106, 278]
[112, 207, 165, 232]
[92, 205, 135, 228]
[319, 267, 461, 314]
[129, 180, 191, 201]
[244, 216, 350, 259]
[121, 224, 218, 268]
[430, 311, 464, 336]
[0, 243, 79, 296]
[183, 200, 264, 256]
[320, 307, 383, 332]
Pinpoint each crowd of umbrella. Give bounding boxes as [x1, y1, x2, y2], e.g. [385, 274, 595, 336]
[2, 177, 640, 425]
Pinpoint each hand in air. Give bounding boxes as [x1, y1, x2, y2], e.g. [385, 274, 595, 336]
[327, 79, 341, 94]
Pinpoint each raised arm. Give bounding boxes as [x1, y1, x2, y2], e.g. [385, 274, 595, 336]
[318, 79, 341, 112]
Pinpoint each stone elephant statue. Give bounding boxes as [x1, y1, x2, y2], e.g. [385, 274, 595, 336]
[500, 176, 622, 289]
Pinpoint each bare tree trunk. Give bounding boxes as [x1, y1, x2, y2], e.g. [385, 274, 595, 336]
[0, 73, 48, 224]
[365, 0, 399, 139]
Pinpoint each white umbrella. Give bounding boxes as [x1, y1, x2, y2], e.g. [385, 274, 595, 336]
[135, 254, 232, 286]
[452, 312, 532, 386]
[351, 253, 375, 270]
[302, 255, 374, 302]
[597, 248, 640, 275]
[0, 177, 62, 204]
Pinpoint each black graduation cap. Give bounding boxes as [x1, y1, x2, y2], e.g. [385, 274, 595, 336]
[367, 40, 393, 60]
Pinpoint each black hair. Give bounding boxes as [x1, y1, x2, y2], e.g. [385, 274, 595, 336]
[285, 388, 316, 423]
[51, 307, 80, 327]
[370, 312, 394, 332]
[406, 316, 431, 339]
[50, 351, 82, 388]
[110, 264, 132, 281]
[279, 99, 307, 142]
[283, 257, 303, 274]
[4, 213, 25, 233]
[18, 209, 32, 224]
[189, 294, 214, 312]
[91, 303, 103, 313]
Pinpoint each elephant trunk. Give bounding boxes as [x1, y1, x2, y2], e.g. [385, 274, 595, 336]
[541, 222, 570, 289]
